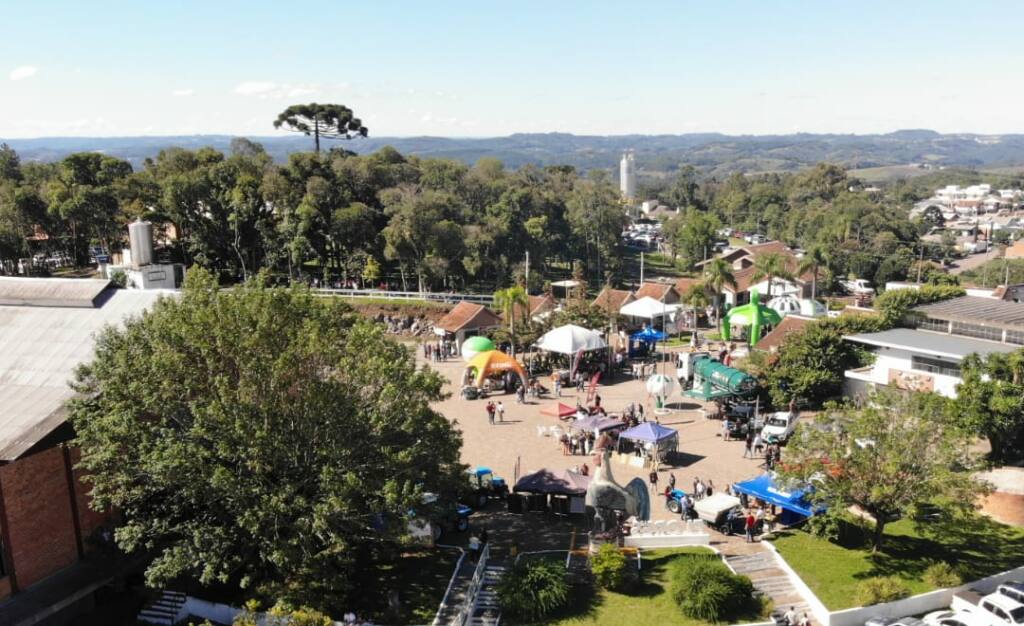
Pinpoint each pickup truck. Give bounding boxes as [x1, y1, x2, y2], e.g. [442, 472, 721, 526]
[762, 411, 799, 444]
[841, 278, 875, 295]
[951, 589, 1024, 626]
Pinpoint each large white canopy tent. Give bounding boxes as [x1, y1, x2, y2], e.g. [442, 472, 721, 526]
[620, 296, 682, 331]
[535, 324, 608, 355]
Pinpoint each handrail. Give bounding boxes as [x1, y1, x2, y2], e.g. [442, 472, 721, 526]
[431, 545, 467, 626]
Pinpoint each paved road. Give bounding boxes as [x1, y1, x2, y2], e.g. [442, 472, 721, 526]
[950, 247, 1001, 275]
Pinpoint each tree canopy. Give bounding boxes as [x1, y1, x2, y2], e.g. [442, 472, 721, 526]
[778, 391, 989, 552]
[69, 269, 465, 612]
[273, 103, 368, 153]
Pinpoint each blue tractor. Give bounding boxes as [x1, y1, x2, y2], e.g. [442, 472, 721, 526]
[466, 466, 508, 508]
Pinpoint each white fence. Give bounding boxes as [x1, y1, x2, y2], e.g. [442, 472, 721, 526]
[313, 288, 494, 305]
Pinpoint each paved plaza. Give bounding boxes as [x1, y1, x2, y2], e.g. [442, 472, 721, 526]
[420, 350, 769, 523]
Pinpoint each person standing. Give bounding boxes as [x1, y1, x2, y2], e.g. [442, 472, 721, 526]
[668, 472, 676, 492]
[753, 432, 764, 457]
[553, 373, 562, 397]
[744, 434, 753, 458]
[486, 401, 496, 425]
[468, 533, 481, 562]
[722, 418, 731, 441]
[696, 479, 706, 500]
[496, 401, 505, 423]
[783, 607, 797, 626]
[649, 469, 659, 492]
[745, 511, 756, 543]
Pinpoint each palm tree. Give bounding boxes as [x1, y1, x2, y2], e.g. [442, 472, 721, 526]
[494, 285, 529, 357]
[797, 245, 831, 300]
[751, 252, 795, 299]
[703, 258, 737, 322]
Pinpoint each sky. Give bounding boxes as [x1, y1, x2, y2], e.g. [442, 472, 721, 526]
[2, 1, 1023, 139]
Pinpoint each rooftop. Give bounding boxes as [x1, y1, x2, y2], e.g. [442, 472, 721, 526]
[913, 296, 1024, 331]
[434, 301, 503, 333]
[843, 328, 1017, 361]
[0, 280, 168, 460]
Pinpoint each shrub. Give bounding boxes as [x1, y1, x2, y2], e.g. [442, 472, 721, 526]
[856, 576, 911, 605]
[670, 556, 755, 621]
[110, 269, 127, 288]
[923, 562, 963, 588]
[591, 543, 629, 591]
[498, 558, 570, 622]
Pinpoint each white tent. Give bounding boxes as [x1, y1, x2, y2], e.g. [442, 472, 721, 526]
[535, 324, 608, 354]
[619, 296, 682, 320]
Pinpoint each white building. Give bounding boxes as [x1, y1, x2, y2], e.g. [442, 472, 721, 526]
[843, 295, 1024, 399]
[620, 151, 636, 202]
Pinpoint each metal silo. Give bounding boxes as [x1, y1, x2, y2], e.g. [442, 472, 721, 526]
[128, 219, 154, 268]
[620, 150, 636, 201]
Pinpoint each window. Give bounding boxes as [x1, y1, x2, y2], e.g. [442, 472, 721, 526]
[916, 316, 950, 333]
[911, 355, 961, 377]
[1006, 330, 1024, 346]
[951, 321, 1003, 342]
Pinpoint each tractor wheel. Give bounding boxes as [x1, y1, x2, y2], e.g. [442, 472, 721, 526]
[666, 499, 682, 514]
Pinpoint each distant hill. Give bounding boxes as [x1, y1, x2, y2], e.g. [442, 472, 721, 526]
[5, 130, 1024, 176]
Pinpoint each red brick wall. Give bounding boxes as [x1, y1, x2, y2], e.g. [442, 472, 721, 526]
[68, 447, 115, 546]
[0, 446, 79, 589]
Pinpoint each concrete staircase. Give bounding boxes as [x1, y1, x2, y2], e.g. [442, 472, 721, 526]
[726, 551, 815, 625]
[469, 564, 505, 626]
[137, 590, 186, 626]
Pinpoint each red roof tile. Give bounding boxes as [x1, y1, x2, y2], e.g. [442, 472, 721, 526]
[436, 301, 503, 333]
[754, 315, 812, 352]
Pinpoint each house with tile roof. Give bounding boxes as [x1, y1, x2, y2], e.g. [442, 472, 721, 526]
[593, 287, 635, 314]
[434, 301, 504, 344]
[753, 315, 813, 353]
[633, 282, 680, 304]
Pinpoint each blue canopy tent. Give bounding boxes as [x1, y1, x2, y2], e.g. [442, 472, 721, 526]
[731, 474, 823, 526]
[617, 422, 679, 458]
[628, 326, 668, 358]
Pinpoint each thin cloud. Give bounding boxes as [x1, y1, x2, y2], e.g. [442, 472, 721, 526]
[9, 66, 38, 81]
[234, 81, 320, 99]
[234, 81, 277, 96]
[171, 88, 194, 97]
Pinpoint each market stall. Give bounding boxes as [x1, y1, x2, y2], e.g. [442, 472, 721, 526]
[569, 414, 625, 435]
[616, 422, 679, 467]
[629, 326, 667, 357]
[511, 468, 591, 515]
[540, 402, 578, 420]
[620, 296, 682, 333]
[730, 474, 823, 526]
[535, 324, 608, 354]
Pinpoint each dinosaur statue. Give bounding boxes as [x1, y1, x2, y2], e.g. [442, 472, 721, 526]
[585, 435, 650, 531]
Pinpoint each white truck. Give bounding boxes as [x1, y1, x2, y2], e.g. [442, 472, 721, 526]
[761, 411, 799, 444]
[841, 278, 875, 295]
[951, 589, 1024, 626]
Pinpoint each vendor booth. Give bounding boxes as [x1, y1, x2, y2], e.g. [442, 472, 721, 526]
[629, 326, 667, 358]
[620, 297, 682, 333]
[616, 422, 679, 467]
[730, 474, 822, 526]
[535, 324, 608, 354]
[511, 468, 590, 515]
[541, 402, 578, 419]
[465, 350, 527, 391]
[570, 414, 625, 435]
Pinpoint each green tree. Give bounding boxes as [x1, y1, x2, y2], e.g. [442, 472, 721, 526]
[751, 252, 795, 299]
[69, 270, 465, 611]
[48, 152, 133, 264]
[493, 285, 529, 357]
[703, 258, 737, 320]
[274, 103, 367, 153]
[954, 350, 1024, 463]
[566, 172, 626, 282]
[797, 245, 831, 300]
[778, 391, 988, 552]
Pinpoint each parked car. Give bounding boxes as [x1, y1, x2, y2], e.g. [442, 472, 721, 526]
[952, 589, 1024, 626]
[762, 411, 799, 444]
[998, 583, 1024, 606]
[866, 617, 925, 626]
[924, 611, 990, 626]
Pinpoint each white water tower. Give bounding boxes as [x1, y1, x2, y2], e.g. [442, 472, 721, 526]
[620, 150, 636, 201]
[128, 219, 154, 268]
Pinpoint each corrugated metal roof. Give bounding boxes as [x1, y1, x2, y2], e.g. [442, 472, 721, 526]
[0, 285, 169, 460]
[913, 296, 1024, 331]
[843, 328, 1016, 360]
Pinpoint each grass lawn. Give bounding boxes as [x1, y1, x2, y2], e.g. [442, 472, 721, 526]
[519, 548, 768, 626]
[352, 548, 459, 625]
[770, 517, 1024, 610]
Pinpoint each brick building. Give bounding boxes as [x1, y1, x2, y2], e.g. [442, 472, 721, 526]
[0, 278, 166, 624]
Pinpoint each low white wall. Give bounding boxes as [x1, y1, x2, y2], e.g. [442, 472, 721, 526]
[624, 533, 711, 548]
[180, 596, 349, 626]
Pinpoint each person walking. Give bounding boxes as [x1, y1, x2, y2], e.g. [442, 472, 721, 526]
[722, 417, 731, 441]
[468, 533, 481, 562]
[553, 373, 562, 397]
[745, 511, 756, 543]
[696, 479, 706, 500]
[753, 432, 764, 457]
[496, 401, 505, 423]
[706, 479, 714, 497]
[649, 469, 659, 492]
[668, 472, 676, 492]
[783, 606, 797, 626]
[744, 434, 753, 458]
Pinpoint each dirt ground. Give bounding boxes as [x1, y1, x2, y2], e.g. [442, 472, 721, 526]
[418, 350, 770, 531]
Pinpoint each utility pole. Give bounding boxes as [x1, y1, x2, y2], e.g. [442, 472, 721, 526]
[640, 251, 644, 286]
[525, 251, 530, 293]
[916, 242, 925, 284]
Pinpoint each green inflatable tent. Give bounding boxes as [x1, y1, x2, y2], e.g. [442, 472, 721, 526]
[720, 290, 782, 345]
